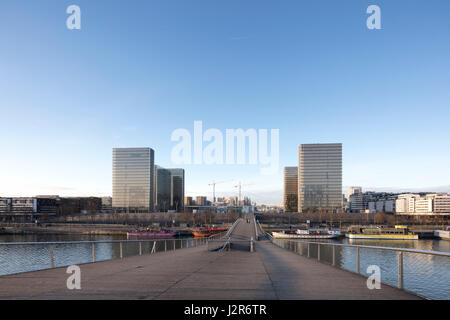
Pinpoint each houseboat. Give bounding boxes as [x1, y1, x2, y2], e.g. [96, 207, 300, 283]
[346, 225, 418, 240]
[272, 229, 341, 239]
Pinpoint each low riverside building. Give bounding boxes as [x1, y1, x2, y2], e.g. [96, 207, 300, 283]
[0, 197, 57, 222]
[349, 192, 364, 212]
[0, 196, 104, 222]
[395, 193, 450, 216]
[57, 197, 102, 215]
[101, 197, 112, 213]
[347, 189, 397, 213]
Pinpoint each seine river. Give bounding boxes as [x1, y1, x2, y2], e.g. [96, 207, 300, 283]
[0, 234, 448, 299]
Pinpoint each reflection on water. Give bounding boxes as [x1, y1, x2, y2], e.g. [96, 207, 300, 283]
[274, 238, 450, 300]
[0, 234, 196, 277]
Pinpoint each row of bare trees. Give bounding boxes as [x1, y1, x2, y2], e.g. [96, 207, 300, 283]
[48, 209, 448, 228]
[53, 210, 241, 227]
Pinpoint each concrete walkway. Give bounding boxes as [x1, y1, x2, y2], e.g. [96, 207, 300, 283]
[0, 216, 420, 300]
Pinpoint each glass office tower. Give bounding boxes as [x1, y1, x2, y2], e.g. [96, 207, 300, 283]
[168, 168, 185, 211]
[154, 165, 171, 212]
[112, 148, 154, 212]
[283, 166, 298, 213]
[298, 143, 342, 213]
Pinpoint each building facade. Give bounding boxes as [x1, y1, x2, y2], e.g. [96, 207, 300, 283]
[167, 168, 185, 211]
[184, 196, 193, 206]
[112, 147, 155, 212]
[196, 196, 207, 206]
[283, 166, 298, 212]
[347, 186, 362, 198]
[154, 166, 171, 212]
[0, 197, 57, 222]
[395, 193, 450, 216]
[349, 192, 364, 212]
[434, 194, 450, 215]
[298, 143, 342, 213]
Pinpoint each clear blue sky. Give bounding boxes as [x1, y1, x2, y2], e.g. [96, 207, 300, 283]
[1, 0, 449, 203]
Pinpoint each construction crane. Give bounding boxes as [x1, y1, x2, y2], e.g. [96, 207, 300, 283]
[208, 180, 233, 203]
[234, 182, 255, 205]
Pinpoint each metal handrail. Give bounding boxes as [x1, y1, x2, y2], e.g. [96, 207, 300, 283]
[0, 237, 211, 276]
[256, 220, 265, 238]
[225, 219, 241, 237]
[219, 237, 231, 252]
[207, 239, 254, 243]
[266, 230, 450, 296]
[253, 217, 259, 240]
[0, 227, 234, 276]
[269, 237, 450, 258]
[0, 239, 185, 246]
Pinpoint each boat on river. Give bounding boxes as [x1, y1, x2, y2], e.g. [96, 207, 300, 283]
[346, 225, 418, 240]
[191, 228, 228, 237]
[272, 229, 341, 239]
[434, 229, 450, 240]
[127, 230, 177, 239]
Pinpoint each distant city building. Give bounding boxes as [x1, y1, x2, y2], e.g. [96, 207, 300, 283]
[112, 147, 155, 212]
[225, 196, 238, 206]
[343, 194, 349, 211]
[414, 197, 433, 214]
[283, 166, 298, 212]
[184, 196, 193, 206]
[395, 194, 420, 214]
[384, 200, 395, 213]
[347, 186, 362, 198]
[347, 191, 399, 213]
[349, 192, 364, 212]
[0, 196, 105, 222]
[101, 197, 112, 213]
[57, 197, 102, 215]
[196, 196, 207, 206]
[0, 197, 57, 222]
[298, 143, 342, 213]
[395, 193, 450, 216]
[434, 194, 450, 215]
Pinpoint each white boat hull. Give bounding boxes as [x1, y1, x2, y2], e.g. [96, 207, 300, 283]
[272, 232, 339, 239]
[434, 230, 450, 240]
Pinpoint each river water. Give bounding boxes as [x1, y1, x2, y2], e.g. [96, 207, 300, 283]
[0, 234, 448, 299]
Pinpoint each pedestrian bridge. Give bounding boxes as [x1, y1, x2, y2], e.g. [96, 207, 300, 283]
[0, 214, 431, 299]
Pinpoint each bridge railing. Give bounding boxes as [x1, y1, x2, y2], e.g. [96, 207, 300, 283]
[225, 218, 241, 238]
[207, 238, 255, 252]
[266, 233, 450, 300]
[253, 217, 259, 241]
[0, 234, 227, 277]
